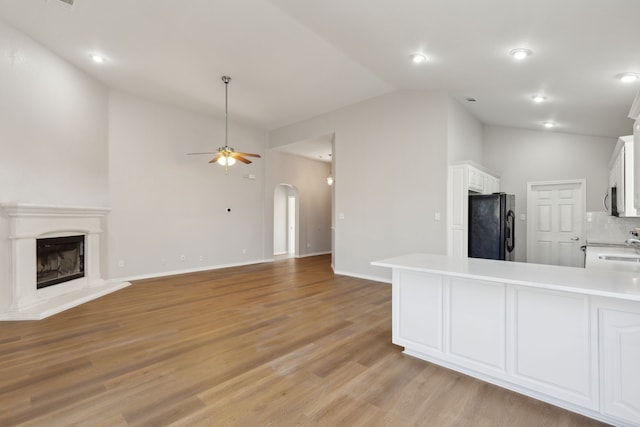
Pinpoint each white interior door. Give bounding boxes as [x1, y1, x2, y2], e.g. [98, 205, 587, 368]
[527, 180, 585, 267]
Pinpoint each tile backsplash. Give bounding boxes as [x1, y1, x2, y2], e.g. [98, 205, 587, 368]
[586, 211, 640, 242]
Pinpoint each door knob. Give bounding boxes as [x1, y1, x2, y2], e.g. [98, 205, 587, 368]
[571, 237, 580, 241]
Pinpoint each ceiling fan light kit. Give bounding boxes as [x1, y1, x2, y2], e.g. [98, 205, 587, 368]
[509, 48, 533, 60]
[617, 72, 640, 83]
[188, 75, 261, 174]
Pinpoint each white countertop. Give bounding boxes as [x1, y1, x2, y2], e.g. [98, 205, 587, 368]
[372, 253, 640, 302]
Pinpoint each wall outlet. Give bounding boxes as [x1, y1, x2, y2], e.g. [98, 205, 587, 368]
[118, 260, 125, 268]
[199, 255, 204, 262]
[180, 254, 186, 261]
[434, 212, 441, 221]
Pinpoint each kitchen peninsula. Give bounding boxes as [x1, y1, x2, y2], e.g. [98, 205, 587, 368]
[372, 253, 640, 427]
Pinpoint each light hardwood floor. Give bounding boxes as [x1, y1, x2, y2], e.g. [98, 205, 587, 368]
[0, 255, 607, 426]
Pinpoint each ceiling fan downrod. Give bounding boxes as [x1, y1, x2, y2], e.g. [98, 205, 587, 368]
[222, 75, 231, 152]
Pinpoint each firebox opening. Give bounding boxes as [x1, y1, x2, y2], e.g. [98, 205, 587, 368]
[36, 235, 85, 289]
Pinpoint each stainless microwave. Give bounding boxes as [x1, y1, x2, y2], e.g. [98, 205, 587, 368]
[604, 186, 619, 216]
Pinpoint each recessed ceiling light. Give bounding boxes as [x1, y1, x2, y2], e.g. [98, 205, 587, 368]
[616, 72, 640, 83]
[90, 54, 106, 64]
[411, 53, 428, 64]
[509, 48, 533, 60]
[532, 95, 547, 103]
[543, 121, 555, 128]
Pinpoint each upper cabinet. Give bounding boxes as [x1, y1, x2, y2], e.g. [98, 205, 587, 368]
[448, 162, 500, 257]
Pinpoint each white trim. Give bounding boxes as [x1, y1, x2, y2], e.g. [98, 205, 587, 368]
[333, 269, 391, 284]
[448, 160, 500, 178]
[296, 251, 331, 258]
[111, 258, 272, 282]
[1, 203, 110, 218]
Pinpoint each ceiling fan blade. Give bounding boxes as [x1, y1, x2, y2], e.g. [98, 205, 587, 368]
[233, 155, 252, 164]
[208, 154, 222, 164]
[186, 152, 217, 155]
[233, 152, 261, 158]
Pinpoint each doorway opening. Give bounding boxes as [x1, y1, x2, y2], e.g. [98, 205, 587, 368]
[273, 184, 299, 258]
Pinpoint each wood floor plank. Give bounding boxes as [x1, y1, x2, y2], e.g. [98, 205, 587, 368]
[0, 255, 607, 426]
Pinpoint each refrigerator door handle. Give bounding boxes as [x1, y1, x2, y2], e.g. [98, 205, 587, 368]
[506, 210, 515, 253]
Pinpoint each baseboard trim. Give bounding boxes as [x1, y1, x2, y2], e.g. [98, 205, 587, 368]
[297, 251, 331, 258]
[111, 258, 272, 283]
[333, 270, 391, 284]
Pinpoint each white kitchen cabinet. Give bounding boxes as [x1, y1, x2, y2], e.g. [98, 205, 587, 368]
[485, 175, 500, 194]
[511, 287, 597, 409]
[373, 253, 640, 426]
[448, 277, 506, 375]
[392, 270, 443, 355]
[600, 307, 640, 426]
[468, 166, 485, 193]
[447, 162, 500, 256]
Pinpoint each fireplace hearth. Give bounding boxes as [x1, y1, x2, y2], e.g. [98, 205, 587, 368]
[37, 235, 85, 289]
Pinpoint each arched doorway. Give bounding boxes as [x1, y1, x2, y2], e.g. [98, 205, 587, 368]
[273, 184, 299, 258]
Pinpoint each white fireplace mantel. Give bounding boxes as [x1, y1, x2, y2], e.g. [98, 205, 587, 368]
[1, 203, 130, 320]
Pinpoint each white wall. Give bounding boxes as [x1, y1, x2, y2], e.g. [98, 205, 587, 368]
[107, 90, 266, 279]
[0, 19, 108, 310]
[447, 97, 483, 164]
[270, 91, 449, 281]
[0, 19, 109, 205]
[264, 151, 332, 259]
[483, 125, 617, 261]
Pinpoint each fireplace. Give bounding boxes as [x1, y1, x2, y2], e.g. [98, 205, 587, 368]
[1, 203, 130, 320]
[37, 235, 85, 289]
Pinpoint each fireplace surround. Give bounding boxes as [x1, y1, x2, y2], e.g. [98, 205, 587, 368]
[1, 203, 129, 320]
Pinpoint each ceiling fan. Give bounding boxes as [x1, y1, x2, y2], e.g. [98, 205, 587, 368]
[188, 76, 261, 174]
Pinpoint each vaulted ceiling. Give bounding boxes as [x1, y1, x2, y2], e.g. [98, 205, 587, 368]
[1, 0, 638, 138]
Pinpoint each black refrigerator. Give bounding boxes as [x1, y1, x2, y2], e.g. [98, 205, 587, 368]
[468, 193, 515, 261]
